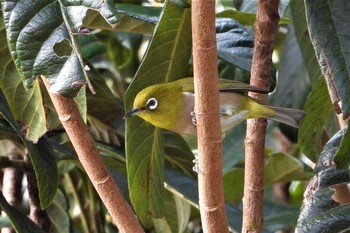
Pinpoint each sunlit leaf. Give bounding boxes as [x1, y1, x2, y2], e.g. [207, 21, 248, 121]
[124, 1, 192, 226]
[264, 153, 311, 185]
[0, 13, 47, 142]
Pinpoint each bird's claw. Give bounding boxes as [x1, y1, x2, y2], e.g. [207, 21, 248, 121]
[192, 155, 199, 173]
[190, 111, 197, 126]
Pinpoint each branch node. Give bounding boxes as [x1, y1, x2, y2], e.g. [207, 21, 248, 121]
[59, 114, 71, 122]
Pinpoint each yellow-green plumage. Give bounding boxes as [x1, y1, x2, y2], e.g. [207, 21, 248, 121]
[127, 78, 305, 135]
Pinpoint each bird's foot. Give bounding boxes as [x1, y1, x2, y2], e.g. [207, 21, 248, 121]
[190, 111, 197, 126]
[192, 155, 199, 173]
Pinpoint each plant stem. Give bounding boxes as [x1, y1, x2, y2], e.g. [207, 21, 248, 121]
[191, 1, 229, 232]
[242, 1, 280, 232]
[42, 77, 143, 233]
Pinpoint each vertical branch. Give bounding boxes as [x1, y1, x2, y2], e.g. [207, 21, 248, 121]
[192, 1, 229, 232]
[242, 1, 280, 232]
[42, 77, 143, 233]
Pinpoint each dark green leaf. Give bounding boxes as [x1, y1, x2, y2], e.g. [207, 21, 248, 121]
[0, 91, 58, 209]
[216, 18, 254, 72]
[164, 131, 195, 177]
[298, 78, 332, 162]
[290, 0, 321, 83]
[305, 0, 350, 118]
[333, 125, 350, 168]
[2, 0, 118, 97]
[0, 192, 45, 233]
[124, 1, 192, 226]
[26, 140, 58, 209]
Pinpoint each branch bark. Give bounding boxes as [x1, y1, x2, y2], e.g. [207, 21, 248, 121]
[192, 1, 229, 233]
[242, 1, 280, 232]
[42, 77, 143, 233]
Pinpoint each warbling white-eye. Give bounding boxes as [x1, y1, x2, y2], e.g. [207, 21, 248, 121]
[126, 78, 305, 135]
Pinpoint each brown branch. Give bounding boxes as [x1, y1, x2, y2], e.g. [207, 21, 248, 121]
[2, 150, 23, 233]
[191, 1, 229, 232]
[242, 1, 280, 232]
[42, 77, 143, 233]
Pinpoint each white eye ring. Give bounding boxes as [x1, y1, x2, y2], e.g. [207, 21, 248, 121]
[146, 98, 158, 110]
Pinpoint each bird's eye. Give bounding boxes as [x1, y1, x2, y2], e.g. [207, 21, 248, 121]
[146, 98, 158, 110]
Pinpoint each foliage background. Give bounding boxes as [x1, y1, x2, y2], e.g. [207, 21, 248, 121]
[0, 0, 350, 232]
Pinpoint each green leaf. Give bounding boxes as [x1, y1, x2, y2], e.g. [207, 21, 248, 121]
[305, 0, 350, 118]
[47, 190, 70, 233]
[298, 77, 332, 162]
[222, 123, 246, 172]
[264, 153, 311, 185]
[0, 192, 45, 233]
[163, 131, 195, 177]
[1, 0, 118, 97]
[153, 190, 191, 233]
[0, 91, 58, 209]
[216, 18, 254, 72]
[0, 14, 46, 142]
[124, 1, 192, 226]
[223, 168, 244, 204]
[333, 125, 350, 168]
[290, 0, 321, 84]
[112, 4, 161, 34]
[216, 9, 291, 26]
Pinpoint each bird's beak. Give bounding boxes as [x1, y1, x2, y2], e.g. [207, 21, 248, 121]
[124, 108, 143, 119]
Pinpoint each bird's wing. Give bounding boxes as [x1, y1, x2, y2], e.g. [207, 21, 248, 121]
[178, 77, 267, 94]
[218, 79, 267, 93]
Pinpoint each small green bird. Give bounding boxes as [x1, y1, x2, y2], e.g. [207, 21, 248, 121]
[126, 78, 305, 135]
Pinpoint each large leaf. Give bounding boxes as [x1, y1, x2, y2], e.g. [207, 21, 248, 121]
[1, 0, 118, 97]
[0, 192, 45, 233]
[305, 0, 350, 118]
[0, 12, 46, 142]
[290, 1, 321, 84]
[298, 78, 332, 162]
[264, 153, 311, 185]
[124, 1, 192, 225]
[216, 18, 254, 72]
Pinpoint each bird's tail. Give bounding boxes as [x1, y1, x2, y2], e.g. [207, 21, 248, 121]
[264, 105, 306, 128]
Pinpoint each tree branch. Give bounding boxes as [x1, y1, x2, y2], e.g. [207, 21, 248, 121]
[191, 1, 229, 232]
[42, 77, 143, 233]
[242, 1, 280, 232]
